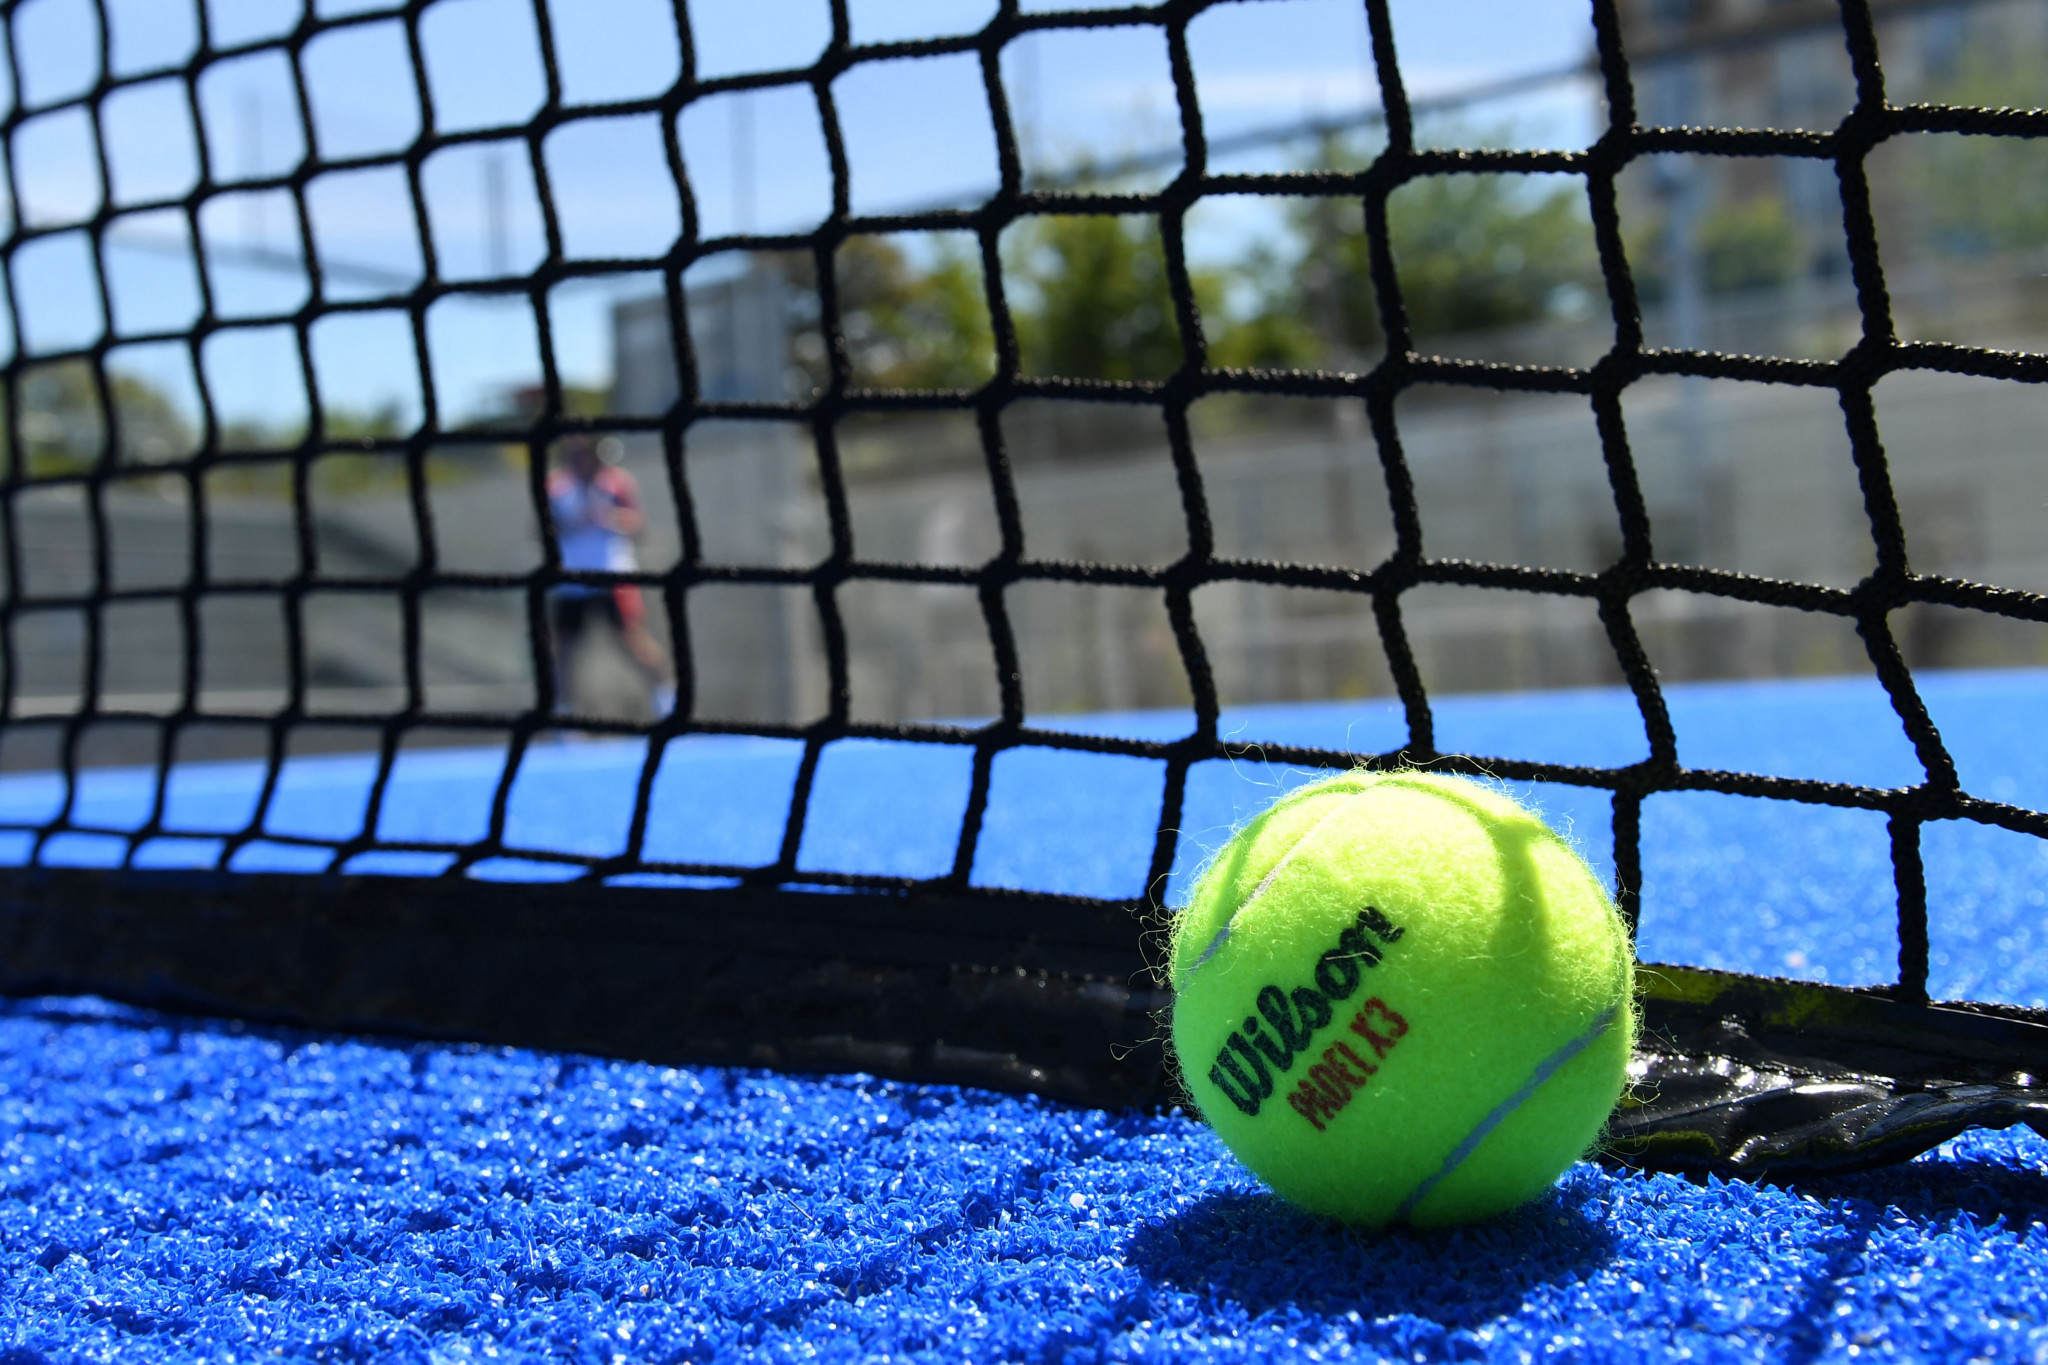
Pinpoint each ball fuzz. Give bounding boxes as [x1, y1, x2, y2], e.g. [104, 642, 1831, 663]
[1169, 770, 1635, 1227]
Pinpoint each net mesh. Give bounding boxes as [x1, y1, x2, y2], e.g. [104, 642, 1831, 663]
[3, 0, 2047, 1024]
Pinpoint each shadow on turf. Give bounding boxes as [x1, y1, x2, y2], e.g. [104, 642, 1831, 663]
[1755, 1147, 2048, 1363]
[1121, 1179, 1616, 1323]
[1777, 1146, 2048, 1226]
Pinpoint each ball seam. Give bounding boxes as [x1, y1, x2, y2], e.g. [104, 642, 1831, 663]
[1391, 1001, 1623, 1223]
[1176, 788, 1375, 991]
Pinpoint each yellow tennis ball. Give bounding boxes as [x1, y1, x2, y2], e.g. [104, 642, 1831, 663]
[1168, 770, 1635, 1227]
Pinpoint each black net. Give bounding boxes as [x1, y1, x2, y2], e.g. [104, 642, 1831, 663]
[3, 0, 2048, 1176]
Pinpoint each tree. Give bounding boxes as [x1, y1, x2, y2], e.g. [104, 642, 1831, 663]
[1625, 189, 1807, 304]
[0, 361, 195, 477]
[771, 238, 998, 393]
[1001, 214, 1322, 378]
[1697, 196, 1804, 295]
[1003, 214, 1188, 381]
[1397, 174, 1601, 335]
[836, 237, 996, 391]
[323, 402, 411, 441]
[1267, 135, 1606, 359]
[1333, 172, 1600, 346]
[763, 141, 1611, 396]
[786, 223, 1265, 388]
[1906, 55, 2048, 258]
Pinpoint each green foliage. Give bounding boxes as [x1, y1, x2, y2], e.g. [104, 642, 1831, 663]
[1288, 191, 1384, 362]
[1204, 240, 1322, 372]
[322, 403, 410, 442]
[3, 362, 101, 476]
[1922, 138, 2048, 254]
[1627, 192, 1805, 302]
[1005, 215, 1187, 381]
[1004, 213, 1336, 377]
[0, 359, 463, 492]
[1205, 302, 1322, 371]
[1698, 196, 1803, 294]
[0, 361, 197, 477]
[1904, 55, 2048, 257]
[786, 215, 1322, 386]
[111, 372, 196, 463]
[219, 422, 289, 454]
[1266, 151, 1604, 357]
[771, 237, 999, 391]
[313, 452, 406, 497]
[1882, 51, 2048, 259]
[771, 157, 1606, 388]
[1381, 173, 1601, 338]
[204, 459, 296, 499]
[837, 236, 997, 390]
[560, 386, 613, 420]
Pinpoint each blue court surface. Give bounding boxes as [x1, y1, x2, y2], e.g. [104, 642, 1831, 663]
[5, 670, 2048, 1361]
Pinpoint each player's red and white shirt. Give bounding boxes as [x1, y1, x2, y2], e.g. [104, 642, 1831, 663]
[548, 466, 641, 586]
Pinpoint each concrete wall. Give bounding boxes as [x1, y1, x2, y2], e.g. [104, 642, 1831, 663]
[13, 272, 2048, 752]
[14, 356, 2048, 742]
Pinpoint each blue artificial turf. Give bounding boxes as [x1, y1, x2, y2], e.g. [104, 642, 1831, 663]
[2, 995, 2046, 1363]
[4, 670, 2048, 1361]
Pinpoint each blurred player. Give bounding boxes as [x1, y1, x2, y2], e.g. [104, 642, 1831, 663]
[547, 434, 675, 719]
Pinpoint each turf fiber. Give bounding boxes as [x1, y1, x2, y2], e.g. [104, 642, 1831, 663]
[4, 670, 2048, 1361]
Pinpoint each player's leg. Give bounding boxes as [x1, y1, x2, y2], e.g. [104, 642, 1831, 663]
[549, 593, 590, 716]
[610, 586, 675, 718]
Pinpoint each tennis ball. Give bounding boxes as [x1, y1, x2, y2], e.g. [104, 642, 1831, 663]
[1168, 769, 1634, 1227]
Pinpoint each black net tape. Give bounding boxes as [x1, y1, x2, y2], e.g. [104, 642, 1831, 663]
[1, 0, 2046, 1177]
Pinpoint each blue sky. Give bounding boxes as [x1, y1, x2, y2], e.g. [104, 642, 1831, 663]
[4, 0, 1600, 437]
